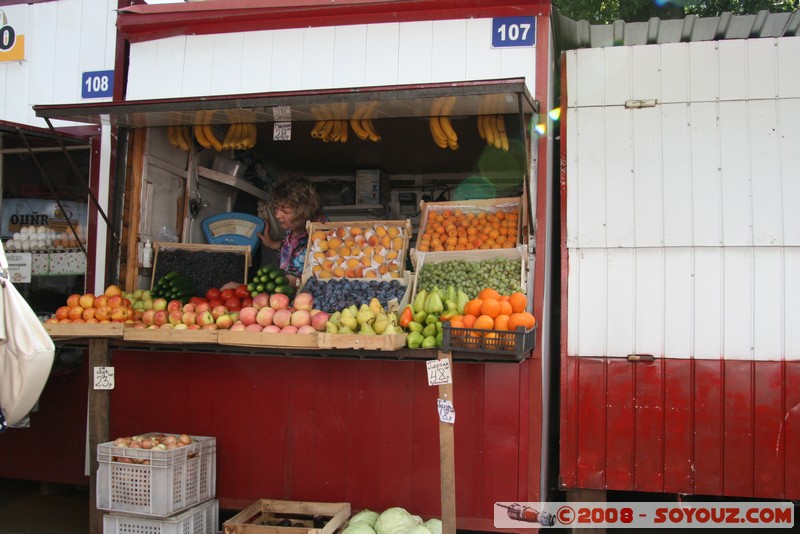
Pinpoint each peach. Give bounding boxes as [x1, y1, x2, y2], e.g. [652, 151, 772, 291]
[311, 230, 327, 242]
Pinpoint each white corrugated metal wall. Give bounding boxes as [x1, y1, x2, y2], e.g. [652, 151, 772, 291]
[125, 18, 537, 100]
[566, 37, 800, 361]
[0, 1, 118, 128]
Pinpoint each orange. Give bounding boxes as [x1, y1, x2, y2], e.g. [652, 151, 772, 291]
[508, 312, 536, 331]
[461, 314, 477, 329]
[478, 287, 501, 301]
[498, 299, 513, 316]
[449, 318, 465, 329]
[508, 292, 527, 314]
[494, 314, 510, 331]
[464, 299, 483, 317]
[473, 314, 494, 331]
[479, 298, 501, 319]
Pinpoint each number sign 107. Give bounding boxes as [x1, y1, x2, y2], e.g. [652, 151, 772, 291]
[492, 16, 536, 48]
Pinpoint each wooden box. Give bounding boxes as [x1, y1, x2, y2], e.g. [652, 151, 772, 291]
[317, 332, 407, 351]
[122, 326, 219, 344]
[44, 322, 124, 339]
[152, 242, 251, 297]
[217, 331, 318, 349]
[223, 499, 350, 534]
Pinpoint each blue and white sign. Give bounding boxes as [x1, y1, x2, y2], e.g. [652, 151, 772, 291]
[81, 70, 114, 99]
[492, 16, 536, 48]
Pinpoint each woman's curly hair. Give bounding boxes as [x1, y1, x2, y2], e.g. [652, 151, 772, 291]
[268, 174, 323, 225]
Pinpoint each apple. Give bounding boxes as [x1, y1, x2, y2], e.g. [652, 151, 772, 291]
[141, 309, 156, 326]
[205, 288, 221, 301]
[272, 308, 292, 328]
[153, 310, 169, 326]
[201, 323, 218, 330]
[215, 314, 234, 330]
[181, 311, 197, 326]
[296, 325, 317, 335]
[107, 295, 123, 308]
[262, 325, 281, 334]
[133, 289, 144, 300]
[195, 311, 215, 327]
[211, 305, 228, 319]
[182, 303, 196, 313]
[189, 296, 206, 306]
[168, 310, 183, 326]
[235, 285, 250, 299]
[256, 307, 275, 327]
[187, 324, 201, 330]
[153, 298, 168, 311]
[239, 307, 258, 326]
[132, 322, 148, 329]
[208, 298, 224, 309]
[280, 325, 298, 334]
[224, 297, 242, 312]
[311, 311, 330, 331]
[292, 292, 314, 311]
[110, 307, 130, 322]
[269, 293, 290, 311]
[221, 288, 235, 300]
[147, 324, 159, 330]
[104, 285, 123, 297]
[252, 293, 269, 310]
[55, 306, 70, 321]
[66, 294, 81, 308]
[230, 322, 247, 332]
[140, 290, 152, 301]
[195, 302, 210, 313]
[241, 297, 253, 308]
[82, 307, 96, 321]
[79, 293, 95, 309]
[142, 299, 154, 310]
[95, 306, 111, 321]
[160, 323, 174, 329]
[245, 323, 264, 332]
[228, 311, 240, 323]
[166, 300, 182, 312]
[173, 323, 189, 330]
[290, 309, 311, 327]
[121, 298, 133, 309]
[93, 295, 109, 308]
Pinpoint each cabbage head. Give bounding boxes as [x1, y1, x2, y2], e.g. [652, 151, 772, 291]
[349, 509, 379, 528]
[374, 507, 422, 534]
[342, 522, 377, 534]
[408, 526, 431, 534]
[423, 518, 442, 534]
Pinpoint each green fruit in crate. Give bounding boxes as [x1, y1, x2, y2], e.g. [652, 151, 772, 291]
[422, 335, 438, 349]
[407, 332, 424, 349]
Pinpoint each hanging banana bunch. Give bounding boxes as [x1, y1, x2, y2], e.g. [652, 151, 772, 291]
[349, 101, 381, 142]
[166, 125, 192, 152]
[221, 109, 257, 150]
[311, 103, 349, 143]
[429, 96, 458, 151]
[477, 94, 509, 152]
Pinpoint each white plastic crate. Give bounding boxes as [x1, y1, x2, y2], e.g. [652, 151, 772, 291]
[97, 433, 216, 517]
[103, 498, 218, 534]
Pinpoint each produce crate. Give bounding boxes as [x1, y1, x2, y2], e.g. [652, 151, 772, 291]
[223, 499, 350, 534]
[103, 498, 218, 534]
[301, 219, 412, 286]
[123, 326, 219, 344]
[97, 433, 216, 517]
[442, 323, 536, 360]
[152, 242, 250, 297]
[410, 196, 523, 267]
[299, 270, 413, 315]
[217, 330, 318, 349]
[44, 322, 124, 339]
[317, 332, 408, 351]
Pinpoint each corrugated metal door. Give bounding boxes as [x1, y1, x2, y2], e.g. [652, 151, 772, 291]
[561, 38, 800, 498]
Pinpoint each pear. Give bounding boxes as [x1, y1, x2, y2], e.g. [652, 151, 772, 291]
[356, 304, 375, 326]
[347, 304, 359, 317]
[338, 325, 355, 334]
[382, 323, 399, 335]
[359, 321, 376, 335]
[328, 311, 342, 327]
[369, 297, 384, 316]
[326, 322, 339, 334]
[372, 313, 389, 334]
[340, 309, 358, 331]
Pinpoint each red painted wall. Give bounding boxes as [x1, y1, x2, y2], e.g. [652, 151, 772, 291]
[559, 356, 800, 499]
[109, 350, 536, 530]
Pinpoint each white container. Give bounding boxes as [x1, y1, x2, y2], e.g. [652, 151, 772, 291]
[103, 498, 218, 534]
[97, 433, 216, 517]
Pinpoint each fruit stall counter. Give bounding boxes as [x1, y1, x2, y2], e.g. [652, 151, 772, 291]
[36, 335, 538, 534]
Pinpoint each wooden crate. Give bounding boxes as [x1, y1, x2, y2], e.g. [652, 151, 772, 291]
[44, 322, 124, 339]
[152, 242, 251, 296]
[317, 332, 407, 351]
[410, 196, 523, 267]
[123, 326, 219, 344]
[217, 331, 318, 349]
[223, 499, 350, 534]
[300, 219, 412, 286]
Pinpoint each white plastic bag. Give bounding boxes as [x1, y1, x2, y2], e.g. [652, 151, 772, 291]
[0, 252, 55, 426]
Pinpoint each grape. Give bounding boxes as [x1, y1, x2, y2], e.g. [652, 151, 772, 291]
[417, 258, 522, 299]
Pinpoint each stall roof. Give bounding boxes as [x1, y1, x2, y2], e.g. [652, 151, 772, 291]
[33, 79, 538, 128]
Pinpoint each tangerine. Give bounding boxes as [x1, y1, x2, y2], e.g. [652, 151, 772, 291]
[464, 299, 483, 317]
[473, 314, 494, 331]
[507, 312, 536, 331]
[461, 314, 477, 329]
[494, 314, 511, 331]
[498, 299, 513, 316]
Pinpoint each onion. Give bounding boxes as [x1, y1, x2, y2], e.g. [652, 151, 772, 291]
[178, 433, 192, 445]
[163, 435, 177, 445]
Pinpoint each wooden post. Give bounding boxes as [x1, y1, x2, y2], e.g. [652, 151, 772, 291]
[88, 338, 110, 534]
[437, 349, 456, 534]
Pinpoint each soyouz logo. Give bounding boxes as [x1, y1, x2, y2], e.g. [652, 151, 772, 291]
[0, 9, 24, 62]
[494, 501, 795, 529]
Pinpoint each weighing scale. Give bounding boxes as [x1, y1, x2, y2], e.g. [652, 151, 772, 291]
[201, 212, 264, 253]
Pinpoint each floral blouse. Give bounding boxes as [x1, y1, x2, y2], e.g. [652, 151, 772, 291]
[278, 214, 327, 278]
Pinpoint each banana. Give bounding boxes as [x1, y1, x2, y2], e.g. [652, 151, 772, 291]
[194, 125, 212, 149]
[319, 120, 334, 142]
[350, 104, 370, 140]
[496, 115, 509, 152]
[175, 126, 191, 152]
[338, 119, 348, 143]
[167, 126, 178, 148]
[245, 123, 257, 148]
[311, 120, 326, 139]
[476, 114, 486, 140]
[491, 115, 502, 149]
[329, 118, 342, 142]
[222, 123, 237, 150]
[362, 118, 381, 142]
[484, 115, 496, 148]
[429, 118, 449, 148]
[439, 116, 458, 150]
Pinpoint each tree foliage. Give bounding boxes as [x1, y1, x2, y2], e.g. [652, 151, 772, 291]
[554, 0, 798, 23]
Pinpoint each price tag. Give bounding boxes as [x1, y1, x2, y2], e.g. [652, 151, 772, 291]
[492, 16, 536, 48]
[5, 253, 31, 283]
[273, 122, 291, 141]
[427, 359, 452, 386]
[273, 105, 292, 121]
[93, 366, 115, 390]
[437, 399, 455, 424]
[81, 70, 114, 99]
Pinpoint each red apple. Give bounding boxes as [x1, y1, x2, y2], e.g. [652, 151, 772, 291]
[230, 322, 247, 332]
[235, 285, 250, 299]
[153, 310, 169, 326]
[189, 296, 206, 306]
[95, 306, 111, 322]
[262, 325, 281, 334]
[215, 314, 234, 330]
[187, 324, 201, 330]
[181, 311, 196, 326]
[141, 309, 156, 326]
[252, 293, 269, 310]
[167, 299, 183, 312]
[224, 297, 242, 312]
[239, 307, 258, 326]
[272, 308, 292, 328]
[220, 288, 235, 300]
[182, 303, 196, 313]
[195, 311, 215, 327]
[107, 295, 123, 308]
[296, 325, 317, 335]
[256, 307, 275, 327]
[205, 288, 221, 301]
[195, 302, 210, 313]
[245, 323, 263, 332]
[55, 306, 70, 320]
[66, 294, 81, 307]
[211, 305, 228, 319]
[93, 295, 109, 309]
[82, 307, 96, 321]
[269, 293, 290, 310]
[79, 293, 95, 309]
[279, 325, 298, 334]
[311, 311, 330, 331]
[290, 309, 311, 327]
[241, 297, 253, 308]
[153, 298, 168, 311]
[208, 298, 224, 308]
[292, 292, 314, 311]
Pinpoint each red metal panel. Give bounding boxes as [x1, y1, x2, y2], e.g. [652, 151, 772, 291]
[722, 361, 754, 497]
[559, 356, 579, 487]
[451, 363, 485, 518]
[784, 362, 800, 498]
[604, 360, 634, 488]
[692, 360, 724, 495]
[662, 359, 694, 494]
[633, 360, 664, 492]
[410, 362, 441, 517]
[752, 361, 785, 497]
[575, 358, 606, 489]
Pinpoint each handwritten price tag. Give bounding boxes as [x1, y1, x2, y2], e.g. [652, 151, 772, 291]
[426, 359, 452, 386]
[437, 398, 455, 424]
[93, 366, 115, 390]
[273, 122, 291, 141]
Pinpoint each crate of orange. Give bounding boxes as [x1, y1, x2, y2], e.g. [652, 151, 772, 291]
[410, 196, 523, 268]
[442, 288, 537, 359]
